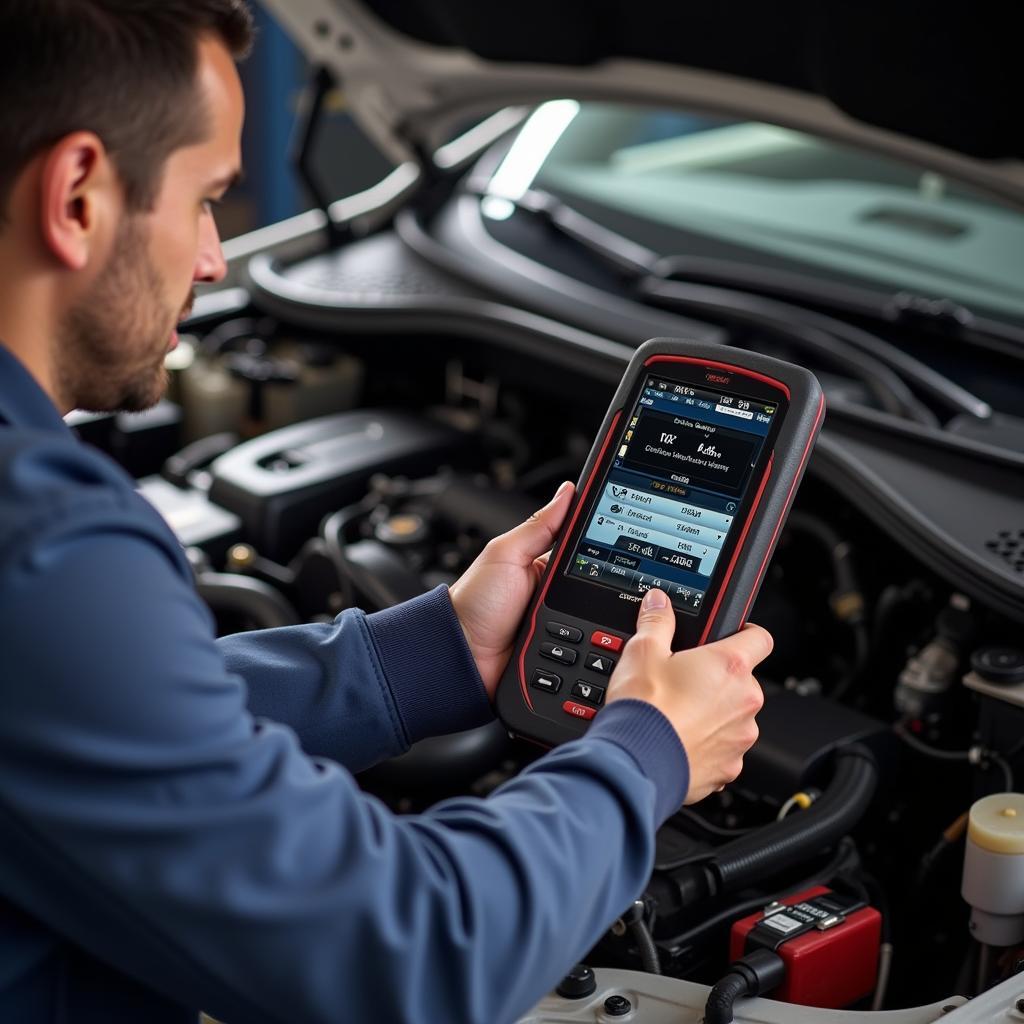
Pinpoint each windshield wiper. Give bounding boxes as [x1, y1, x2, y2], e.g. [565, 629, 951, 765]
[654, 253, 1024, 360]
[475, 186, 991, 424]
[636, 276, 991, 424]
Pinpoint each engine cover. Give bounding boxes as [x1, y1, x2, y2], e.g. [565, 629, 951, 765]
[209, 410, 465, 560]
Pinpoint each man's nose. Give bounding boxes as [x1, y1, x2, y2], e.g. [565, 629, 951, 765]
[194, 210, 228, 284]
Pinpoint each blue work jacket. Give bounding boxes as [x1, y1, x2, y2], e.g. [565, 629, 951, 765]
[0, 343, 687, 1023]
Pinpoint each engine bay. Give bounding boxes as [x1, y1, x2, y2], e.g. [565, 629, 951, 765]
[74, 295, 1024, 1019]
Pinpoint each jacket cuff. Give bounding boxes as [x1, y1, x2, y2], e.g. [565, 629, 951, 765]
[365, 586, 492, 745]
[586, 700, 689, 824]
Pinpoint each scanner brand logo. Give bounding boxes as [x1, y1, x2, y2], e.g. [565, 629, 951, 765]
[705, 372, 732, 385]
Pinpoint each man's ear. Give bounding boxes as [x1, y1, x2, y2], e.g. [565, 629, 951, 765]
[38, 132, 120, 271]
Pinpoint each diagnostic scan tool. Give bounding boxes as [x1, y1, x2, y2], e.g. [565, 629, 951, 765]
[497, 338, 824, 746]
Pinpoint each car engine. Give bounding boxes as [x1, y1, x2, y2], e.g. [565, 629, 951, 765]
[74, 299, 1024, 1020]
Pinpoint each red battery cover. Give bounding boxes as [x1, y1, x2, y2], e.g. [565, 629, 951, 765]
[729, 886, 881, 1009]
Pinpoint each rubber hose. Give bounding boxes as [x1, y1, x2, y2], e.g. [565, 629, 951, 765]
[703, 971, 749, 1024]
[704, 950, 786, 1024]
[711, 745, 877, 895]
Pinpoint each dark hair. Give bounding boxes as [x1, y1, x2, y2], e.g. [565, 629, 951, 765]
[0, 1, 253, 216]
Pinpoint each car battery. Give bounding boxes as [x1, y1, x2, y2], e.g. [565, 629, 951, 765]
[729, 885, 881, 1009]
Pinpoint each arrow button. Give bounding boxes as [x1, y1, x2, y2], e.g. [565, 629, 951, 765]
[584, 652, 615, 676]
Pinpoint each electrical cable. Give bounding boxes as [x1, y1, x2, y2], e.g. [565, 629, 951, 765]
[871, 942, 894, 1011]
[612, 900, 662, 975]
[909, 812, 968, 926]
[659, 838, 860, 952]
[628, 917, 661, 976]
[320, 491, 390, 612]
[320, 474, 450, 613]
[895, 723, 1016, 791]
[776, 791, 815, 821]
[893, 722, 971, 761]
[987, 753, 1014, 793]
[783, 512, 869, 700]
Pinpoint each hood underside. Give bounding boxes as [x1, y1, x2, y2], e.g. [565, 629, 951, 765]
[361, 1, 1020, 160]
[262, 0, 1024, 204]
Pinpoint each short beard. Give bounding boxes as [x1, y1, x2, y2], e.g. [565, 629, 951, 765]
[56, 216, 172, 414]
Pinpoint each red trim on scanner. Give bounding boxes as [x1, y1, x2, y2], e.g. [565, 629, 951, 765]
[700, 388, 825, 642]
[517, 411, 623, 711]
[644, 354, 793, 399]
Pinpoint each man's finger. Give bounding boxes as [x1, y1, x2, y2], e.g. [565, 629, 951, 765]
[489, 481, 574, 565]
[740, 622, 774, 661]
[701, 622, 774, 669]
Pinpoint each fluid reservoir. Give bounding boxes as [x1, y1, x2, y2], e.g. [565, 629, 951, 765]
[961, 792, 1024, 946]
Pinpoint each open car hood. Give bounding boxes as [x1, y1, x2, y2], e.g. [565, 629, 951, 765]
[261, 0, 1024, 207]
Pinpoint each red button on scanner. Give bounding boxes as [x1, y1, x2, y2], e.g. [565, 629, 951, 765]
[562, 701, 598, 721]
[590, 631, 624, 653]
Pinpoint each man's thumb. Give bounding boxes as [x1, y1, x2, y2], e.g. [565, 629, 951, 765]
[632, 588, 676, 649]
[491, 480, 574, 565]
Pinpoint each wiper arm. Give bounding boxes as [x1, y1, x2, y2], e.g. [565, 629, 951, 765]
[657, 253, 1024, 361]
[492, 187, 658, 278]
[637, 276, 990, 423]
[476, 186, 990, 423]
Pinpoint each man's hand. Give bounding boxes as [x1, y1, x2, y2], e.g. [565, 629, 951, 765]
[449, 481, 574, 700]
[607, 588, 771, 804]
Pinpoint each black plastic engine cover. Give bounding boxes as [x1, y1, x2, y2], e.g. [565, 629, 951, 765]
[209, 410, 466, 561]
[737, 685, 893, 803]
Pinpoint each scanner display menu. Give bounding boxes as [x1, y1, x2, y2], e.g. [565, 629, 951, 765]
[567, 374, 777, 614]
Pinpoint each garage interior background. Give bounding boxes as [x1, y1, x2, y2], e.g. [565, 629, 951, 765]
[220, 3, 393, 239]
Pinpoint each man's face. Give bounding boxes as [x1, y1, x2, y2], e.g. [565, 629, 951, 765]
[57, 36, 244, 413]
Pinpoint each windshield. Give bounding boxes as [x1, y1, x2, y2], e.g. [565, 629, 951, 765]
[484, 101, 1024, 323]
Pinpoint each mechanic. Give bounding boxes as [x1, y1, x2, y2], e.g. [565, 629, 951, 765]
[0, 3, 770, 1022]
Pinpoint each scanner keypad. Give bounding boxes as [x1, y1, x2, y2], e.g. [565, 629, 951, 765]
[533, 621, 624, 720]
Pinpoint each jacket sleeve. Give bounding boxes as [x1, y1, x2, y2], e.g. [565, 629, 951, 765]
[217, 585, 493, 772]
[0, 498, 688, 1024]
